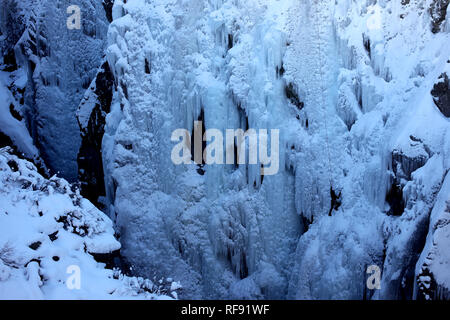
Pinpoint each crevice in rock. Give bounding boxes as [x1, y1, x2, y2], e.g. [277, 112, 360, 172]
[227, 33, 234, 50]
[301, 214, 313, 233]
[191, 109, 206, 175]
[363, 34, 371, 59]
[77, 61, 114, 208]
[385, 181, 405, 216]
[285, 82, 304, 110]
[145, 58, 151, 74]
[102, 0, 115, 23]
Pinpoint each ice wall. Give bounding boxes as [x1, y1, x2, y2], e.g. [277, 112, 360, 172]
[288, 0, 450, 300]
[102, 0, 450, 299]
[103, 0, 303, 299]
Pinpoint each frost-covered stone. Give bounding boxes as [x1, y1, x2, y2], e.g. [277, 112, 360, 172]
[0, 148, 173, 299]
[415, 174, 450, 300]
[431, 73, 450, 117]
[0, 0, 110, 181]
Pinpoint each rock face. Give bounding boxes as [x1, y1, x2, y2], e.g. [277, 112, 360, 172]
[1, 0, 449, 301]
[77, 61, 115, 207]
[102, 0, 115, 23]
[429, 0, 450, 33]
[386, 144, 430, 216]
[415, 178, 450, 300]
[0, 0, 110, 181]
[431, 73, 450, 117]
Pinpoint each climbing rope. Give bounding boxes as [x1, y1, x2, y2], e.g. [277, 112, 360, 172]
[312, 0, 343, 216]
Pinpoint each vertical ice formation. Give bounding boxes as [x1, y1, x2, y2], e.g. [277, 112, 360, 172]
[0, 0, 110, 181]
[101, 0, 449, 299]
[103, 0, 302, 299]
[287, 0, 450, 300]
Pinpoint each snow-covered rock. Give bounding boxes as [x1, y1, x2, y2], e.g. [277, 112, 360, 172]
[415, 173, 450, 300]
[0, 148, 173, 299]
[0, 0, 110, 181]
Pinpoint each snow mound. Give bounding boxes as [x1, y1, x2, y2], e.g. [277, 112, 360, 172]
[0, 148, 172, 300]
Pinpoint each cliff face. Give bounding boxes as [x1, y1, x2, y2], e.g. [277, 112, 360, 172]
[0, 0, 109, 181]
[77, 60, 115, 207]
[100, 0, 450, 299]
[0, 0, 449, 300]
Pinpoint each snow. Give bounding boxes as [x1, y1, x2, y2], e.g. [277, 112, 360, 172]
[1, 0, 111, 181]
[0, 148, 173, 300]
[0, 70, 39, 160]
[415, 171, 450, 299]
[0, 0, 449, 300]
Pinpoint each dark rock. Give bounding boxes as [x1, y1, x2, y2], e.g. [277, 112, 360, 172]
[77, 61, 114, 206]
[25, 259, 41, 268]
[56, 215, 70, 229]
[285, 83, 304, 110]
[276, 64, 285, 78]
[102, 0, 114, 23]
[363, 34, 371, 59]
[392, 148, 429, 181]
[431, 73, 450, 117]
[386, 147, 429, 216]
[301, 215, 313, 233]
[145, 58, 151, 74]
[429, 0, 449, 33]
[1, 50, 18, 72]
[0, 141, 41, 177]
[29, 241, 41, 250]
[386, 182, 405, 216]
[9, 103, 23, 121]
[0, 131, 14, 149]
[416, 266, 439, 300]
[48, 231, 58, 242]
[228, 33, 233, 50]
[7, 160, 18, 172]
[90, 249, 133, 275]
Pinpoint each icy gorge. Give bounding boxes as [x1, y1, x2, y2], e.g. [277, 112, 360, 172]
[0, 0, 449, 300]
